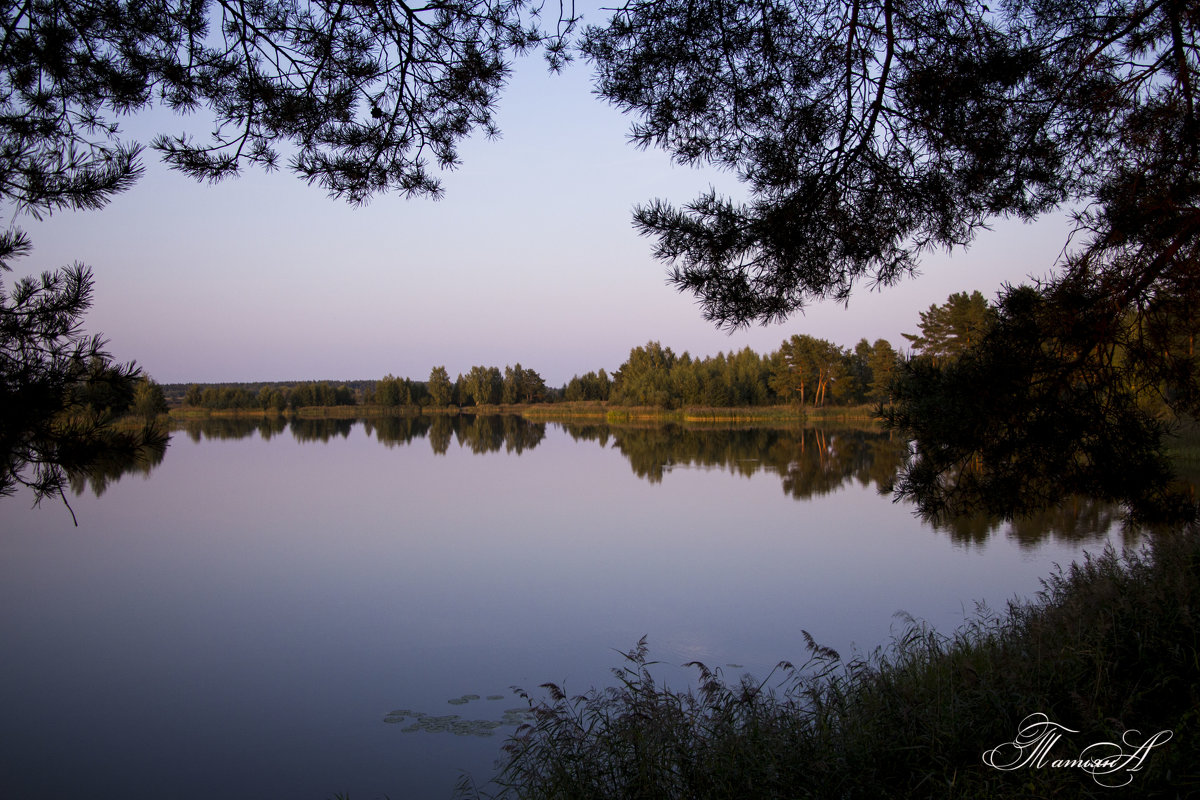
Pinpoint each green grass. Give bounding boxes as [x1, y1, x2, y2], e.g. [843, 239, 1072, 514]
[520, 402, 611, 420]
[580, 404, 813, 425]
[804, 402, 883, 422]
[461, 528, 1200, 799]
[526, 402, 877, 425]
[165, 401, 871, 425]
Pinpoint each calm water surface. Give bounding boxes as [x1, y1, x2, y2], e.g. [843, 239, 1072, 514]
[0, 417, 1127, 798]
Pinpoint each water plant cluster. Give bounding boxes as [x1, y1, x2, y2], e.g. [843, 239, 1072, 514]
[462, 529, 1199, 799]
[384, 696, 534, 738]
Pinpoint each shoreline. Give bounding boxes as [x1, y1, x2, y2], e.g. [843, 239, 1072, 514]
[165, 402, 884, 425]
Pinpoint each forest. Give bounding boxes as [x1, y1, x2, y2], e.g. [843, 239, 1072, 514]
[169, 291, 991, 413]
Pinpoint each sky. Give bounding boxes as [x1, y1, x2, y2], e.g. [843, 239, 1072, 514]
[11, 17, 1075, 387]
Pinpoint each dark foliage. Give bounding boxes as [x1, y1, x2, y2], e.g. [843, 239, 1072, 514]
[0, 233, 166, 518]
[583, 0, 1198, 330]
[584, 0, 1200, 517]
[884, 279, 1199, 522]
[1, 0, 578, 212]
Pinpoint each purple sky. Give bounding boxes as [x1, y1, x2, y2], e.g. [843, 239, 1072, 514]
[12, 34, 1071, 387]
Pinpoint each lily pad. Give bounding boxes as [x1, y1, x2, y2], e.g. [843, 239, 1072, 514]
[384, 702, 533, 735]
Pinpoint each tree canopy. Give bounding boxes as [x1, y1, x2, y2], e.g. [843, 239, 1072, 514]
[582, 0, 1198, 327]
[1, 0, 577, 215]
[902, 291, 995, 364]
[582, 0, 1199, 519]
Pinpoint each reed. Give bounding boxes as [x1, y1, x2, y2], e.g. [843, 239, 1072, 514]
[461, 528, 1199, 799]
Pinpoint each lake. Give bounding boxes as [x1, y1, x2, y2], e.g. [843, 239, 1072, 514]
[0, 415, 1130, 799]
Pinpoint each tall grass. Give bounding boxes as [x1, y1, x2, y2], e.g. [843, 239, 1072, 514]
[461, 529, 1199, 799]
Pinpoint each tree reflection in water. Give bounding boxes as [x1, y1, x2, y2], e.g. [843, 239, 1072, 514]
[85, 414, 1144, 546]
[65, 436, 168, 499]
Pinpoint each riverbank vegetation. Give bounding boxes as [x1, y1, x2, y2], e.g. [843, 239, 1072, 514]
[163, 335, 897, 415]
[167, 336, 895, 414]
[164, 292, 981, 417]
[159, 286, 1199, 523]
[461, 528, 1199, 800]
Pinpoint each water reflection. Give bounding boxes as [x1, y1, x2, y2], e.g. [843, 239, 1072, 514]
[935, 497, 1134, 547]
[290, 417, 355, 442]
[363, 415, 433, 447]
[362, 414, 548, 453]
[569, 422, 905, 499]
[130, 414, 1133, 547]
[65, 437, 169, 498]
[177, 415, 289, 441]
[6, 411, 1142, 799]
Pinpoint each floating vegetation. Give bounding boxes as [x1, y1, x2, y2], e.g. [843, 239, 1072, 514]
[408, 715, 462, 734]
[725, 663, 744, 669]
[383, 696, 534, 737]
[500, 708, 534, 726]
[383, 709, 420, 724]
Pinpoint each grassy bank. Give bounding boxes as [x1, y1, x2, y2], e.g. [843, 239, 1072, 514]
[523, 403, 866, 425]
[166, 404, 465, 421]
[166, 402, 828, 425]
[463, 529, 1199, 799]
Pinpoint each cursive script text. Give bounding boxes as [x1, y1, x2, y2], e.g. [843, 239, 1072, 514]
[982, 713, 1172, 788]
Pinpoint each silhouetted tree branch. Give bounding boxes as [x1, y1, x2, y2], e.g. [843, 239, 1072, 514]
[584, 0, 1199, 518]
[1, 0, 579, 212]
[0, 239, 167, 517]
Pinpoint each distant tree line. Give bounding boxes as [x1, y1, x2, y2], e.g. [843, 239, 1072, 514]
[176, 381, 358, 411]
[602, 291, 990, 410]
[355, 363, 552, 408]
[173, 291, 999, 413]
